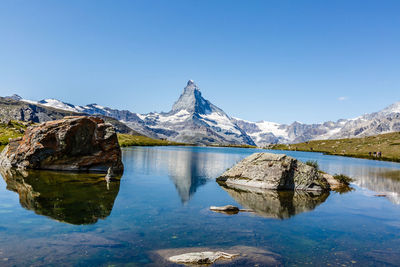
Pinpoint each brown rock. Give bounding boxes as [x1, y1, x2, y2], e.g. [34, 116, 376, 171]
[0, 116, 123, 173]
[210, 205, 240, 215]
[320, 173, 343, 191]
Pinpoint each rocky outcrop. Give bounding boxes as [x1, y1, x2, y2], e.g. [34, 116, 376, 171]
[217, 153, 345, 191]
[0, 116, 123, 173]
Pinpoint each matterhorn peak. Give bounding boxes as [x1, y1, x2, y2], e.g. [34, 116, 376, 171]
[171, 80, 212, 114]
[184, 80, 199, 92]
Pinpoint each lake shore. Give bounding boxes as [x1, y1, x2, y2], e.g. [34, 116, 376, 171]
[270, 147, 400, 163]
[268, 132, 400, 163]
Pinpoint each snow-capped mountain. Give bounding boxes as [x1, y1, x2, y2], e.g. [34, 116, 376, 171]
[11, 83, 400, 146]
[328, 102, 400, 140]
[234, 101, 400, 146]
[138, 80, 255, 145]
[20, 97, 159, 138]
[233, 118, 349, 145]
[16, 81, 255, 145]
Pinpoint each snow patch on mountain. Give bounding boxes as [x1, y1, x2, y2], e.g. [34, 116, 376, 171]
[257, 121, 289, 138]
[21, 99, 40, 105]
[380, 101, 400, 115]
[199, 112, 242, 135]
[157, 110, 191, 123]
[38, 99, 80, 112]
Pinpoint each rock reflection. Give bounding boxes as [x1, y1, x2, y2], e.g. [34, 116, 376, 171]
[0, 169, 121, 225]
[219, 184, 329, 219]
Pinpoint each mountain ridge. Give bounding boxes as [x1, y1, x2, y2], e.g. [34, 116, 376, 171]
[4, 81, 400, 146]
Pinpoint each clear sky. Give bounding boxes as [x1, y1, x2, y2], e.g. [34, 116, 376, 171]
[0, 0, 399, 124]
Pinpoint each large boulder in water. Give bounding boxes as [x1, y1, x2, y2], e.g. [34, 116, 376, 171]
[0, 116, 123, 173]
[217, 153, 343, 191]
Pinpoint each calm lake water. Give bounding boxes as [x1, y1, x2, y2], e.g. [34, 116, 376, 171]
[1, 146, 400, 266]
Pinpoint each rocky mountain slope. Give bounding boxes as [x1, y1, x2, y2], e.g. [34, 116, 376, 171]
[19, 96, 158, 138]
[3, 81, 400, 146]
[234, 102, 400, 146]
[13, 81, 255, 145]
[0, 96, 138, 135]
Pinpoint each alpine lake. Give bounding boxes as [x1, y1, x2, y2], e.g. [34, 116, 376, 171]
[1, 146, 400, 266]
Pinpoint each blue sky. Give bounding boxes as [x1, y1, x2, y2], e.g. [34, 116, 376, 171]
[0, 0, 399, 124]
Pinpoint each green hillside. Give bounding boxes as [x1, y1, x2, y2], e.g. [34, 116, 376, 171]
[117, 133, 186, 147]
[269, 132, 400, 162]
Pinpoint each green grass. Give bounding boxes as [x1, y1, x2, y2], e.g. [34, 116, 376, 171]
[269, 131, 400, 162]
[333, 174, 354, 185]
[0, 121, 27, 150]
[117, 133, 187, 147]
[210, 144, 257, 149]
[305, 160, 319, 170]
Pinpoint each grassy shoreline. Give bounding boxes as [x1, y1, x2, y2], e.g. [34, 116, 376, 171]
[209, 144, 257, 149]
[0, 121, 27, 152]
[268, 132, 400, 163]
[117, 133, 188, 147]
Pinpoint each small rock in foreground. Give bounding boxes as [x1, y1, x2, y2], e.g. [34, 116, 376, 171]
[169, 251, 239, 265]
[210, 205, 240, 215]
[152, 245, 281, 266]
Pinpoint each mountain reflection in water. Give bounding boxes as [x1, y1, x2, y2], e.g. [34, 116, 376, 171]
[124, 147, 244, 203]
[220, 184, 329, 219]
[0, 169, 121, 225]
[359, 169, 400, 204]
[320, 160, 400, 205]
